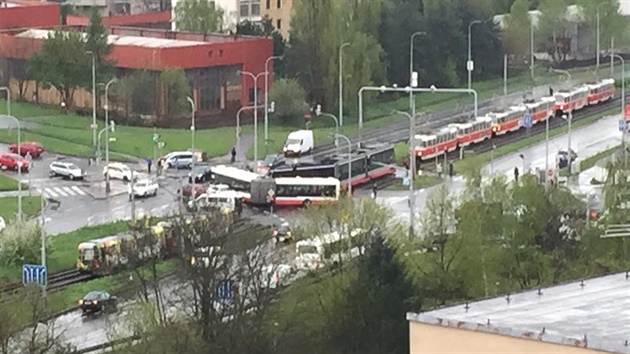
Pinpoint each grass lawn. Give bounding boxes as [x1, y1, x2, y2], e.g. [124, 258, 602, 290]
[387, 174, 442, 190]
[0, 173, 27, 191]
[0, 221, 128, 282]
[1, 63, 624, 161]
[453, 108, 618, 174]
[580, 146, 619, 171]
[0, 196, 41, 222]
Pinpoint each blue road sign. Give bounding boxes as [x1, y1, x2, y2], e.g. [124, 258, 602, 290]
[22, 264, 47, 287]
[619, 119, 628, 133]
[217, 280, 235, 301]
[523, 114, 533, 129]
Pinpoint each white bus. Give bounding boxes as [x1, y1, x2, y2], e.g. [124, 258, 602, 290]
[210, 165, 259, 193]
[273, 177, 341, 207]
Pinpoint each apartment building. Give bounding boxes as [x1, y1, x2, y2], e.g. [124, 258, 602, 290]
[260, 0, 291, 38]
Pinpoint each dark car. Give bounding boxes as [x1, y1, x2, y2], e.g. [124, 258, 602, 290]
[178, 183, 207, 199]
[78, 291, 118, 316]
[257, 154, 280, 175]
[557, 149, 578, 169]
[272, 221, 293, 243]
[188, 164, 212, 183]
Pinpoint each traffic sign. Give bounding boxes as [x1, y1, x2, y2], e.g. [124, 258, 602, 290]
[22, 264, 47, 287]
[152, 133, 159, 143]
[619, 119, 628, 133]
[467, 60, 474, 72]
[267, 189, 275, 197]
[523, 114, 533, 129]
[216, 280, 234, 301]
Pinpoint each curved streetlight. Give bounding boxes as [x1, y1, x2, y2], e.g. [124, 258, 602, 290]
[186, 96, 196, 173]
[104, 78, 117, 193]
[239, 70, 268, 163]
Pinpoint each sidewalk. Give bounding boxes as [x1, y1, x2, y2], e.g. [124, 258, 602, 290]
[210, 133, 255, 165]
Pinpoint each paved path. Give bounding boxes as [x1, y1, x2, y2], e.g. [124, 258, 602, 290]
[210, 133, 255, 165]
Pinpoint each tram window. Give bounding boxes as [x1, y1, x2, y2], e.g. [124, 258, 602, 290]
[370, 148, 395, 165]
[352, 159, 366, 175]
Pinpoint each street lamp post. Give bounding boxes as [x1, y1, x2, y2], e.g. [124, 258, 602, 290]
[0, 86, 10, 116]
[235, 105, 257, 160]
[316, 111, 339, 153]
[264, 55, 283, 150]
[239, 70, 268, 163]
[86, 51, 97, 153]
[358, 86, 478, 145]
[104, 78, 117, 193]
[596, 3, 607, 81]
[2, 115, 22, 220]
[467, 20, 482, 91]
[551, 69, 573, 173]
[186, 96, 196, 174]
[610, 54, 626, 165]
[530, 16, 535, 80]
[335, 134, 352, 197]
[339, 43, 350, 132]
[394, 110, 416, 237]
[409, 31, 426, 174]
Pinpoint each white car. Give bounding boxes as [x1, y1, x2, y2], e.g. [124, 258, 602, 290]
[128, 178, 158, 199]
[49, 161, 84, 180]
[103, 162, 137, 182]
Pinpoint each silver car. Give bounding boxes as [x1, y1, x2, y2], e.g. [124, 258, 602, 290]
[49, 161, 84, 180]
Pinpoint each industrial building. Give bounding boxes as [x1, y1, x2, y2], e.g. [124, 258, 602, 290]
[407, 272, 630, 354]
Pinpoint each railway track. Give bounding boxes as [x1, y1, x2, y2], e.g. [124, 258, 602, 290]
[0, 268, 96, 299]
[418, 97, 621, 172]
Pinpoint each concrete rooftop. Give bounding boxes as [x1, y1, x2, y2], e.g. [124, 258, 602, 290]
[409, 272, 630, 353]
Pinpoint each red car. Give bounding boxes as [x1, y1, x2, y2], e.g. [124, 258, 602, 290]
[0, 153, 29, 172]
[178, 184, 206, 198]
[9, 141, 45, 158]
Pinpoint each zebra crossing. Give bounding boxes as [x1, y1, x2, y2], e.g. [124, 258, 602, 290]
[37, 185, 88, 198]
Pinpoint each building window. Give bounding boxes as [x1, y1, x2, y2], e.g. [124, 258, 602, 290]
[266, 0, 270, 9]
[252, 2, 260, 15]
[277, 0, 281, 9]
[240, 3, 249, 17]
[276, 19, 282, 30]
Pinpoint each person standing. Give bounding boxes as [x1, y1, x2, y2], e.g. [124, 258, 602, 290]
[514, 166, 520, 182]
[146, 157, 153, 174]
[371, 183, 378, 199]
[230, 147, 237, 163]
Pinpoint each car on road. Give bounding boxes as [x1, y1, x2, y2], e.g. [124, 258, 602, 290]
[8, 141, 44, 158]
[257, 154, 280, 175]
[178, 183, 207, 199]
[272, 221, 293, 243]
[188, 164, 212, 183]
[103, 162, 137, 182]
[0, 152, 29, 172]
[163, 151, 195, 169]
[49, 161, 84, 180]
[557, 148, 578, 169]
[129, 178, 159, 199]
[78, 291, 118, 316]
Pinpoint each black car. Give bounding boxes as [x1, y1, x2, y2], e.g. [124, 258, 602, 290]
[79, 291, 118, 316]
[188, 164, 212, 183]
[557, 149, 578, 169]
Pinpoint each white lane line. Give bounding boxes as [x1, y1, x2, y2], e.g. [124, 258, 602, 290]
[62, 187, 76, 196]
[45, 188, 59, 198]
[53, 187, 68, 197]
[71, 186, 86, 195]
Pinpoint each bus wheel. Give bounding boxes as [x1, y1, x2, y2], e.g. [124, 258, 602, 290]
[303, 200, 311, 208]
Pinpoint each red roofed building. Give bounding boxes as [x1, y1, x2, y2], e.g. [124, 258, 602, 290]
[66, 11, 171, 29]
[0, 3, 273, 126]
[0, 0, 60, 30]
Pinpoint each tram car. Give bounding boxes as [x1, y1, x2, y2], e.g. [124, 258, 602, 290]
[449, 116, 492, 148]
[587, 79, 615, 105]
[490, 105, 526, 135]
[553, 86, 589, 116]
[414, 127, 458, 160]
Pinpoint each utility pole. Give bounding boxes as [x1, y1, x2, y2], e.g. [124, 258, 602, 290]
[339, 42, 350, 133]
[468, 20, 482, 91]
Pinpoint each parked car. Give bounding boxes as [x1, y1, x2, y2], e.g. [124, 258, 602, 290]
[188, 164, 212, 183]
[178, 183, 207, 199]
[78, 291, 118, 316]
[163, 151, 194, 169]
[49, 161, 84, 180]
[0, 152, 29, 172]
[103, 162, 137, 182]
[9, 141, 44, 158]
[129, 178, 159, 199]
[557, 149, 578, 169]
[257, 154, 280, 175]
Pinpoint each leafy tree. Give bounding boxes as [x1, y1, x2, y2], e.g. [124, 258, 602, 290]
[110, 70, 156, 119]
[537, 0, 570, 63]
[325, 232, 419, 354]
[160, 69, 191, 117]
[575, 0, 626, 57]
[236, 18, 287, 76]
[267, 78, 308, 125]
[0, 220, 50, 268]
[503, 0, 532, 61]
[174, 0, 225, 33]
[28, 29, 91, 107]
[85, 9, 114, 79]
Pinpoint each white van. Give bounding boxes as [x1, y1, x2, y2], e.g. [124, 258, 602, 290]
[283, 130, 314, 157]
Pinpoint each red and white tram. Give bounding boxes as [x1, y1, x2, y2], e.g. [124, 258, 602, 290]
[449, 116, 492, 147]
[525, 96, 555, 125]
[490, 105, 525, 135]
[414, 126, 458, 160]
[553, 86, 589, 115]
[587, 78, 615, 106]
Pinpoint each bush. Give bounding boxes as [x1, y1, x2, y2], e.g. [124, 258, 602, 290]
[268, 78, 309, 126]
[0, 220, 51, 267]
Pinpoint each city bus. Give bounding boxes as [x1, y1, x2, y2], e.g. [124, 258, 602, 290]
[210, 165, 259, 192]
[250, 177, 341, 207]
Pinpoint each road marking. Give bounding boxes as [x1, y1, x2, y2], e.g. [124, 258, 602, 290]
[71, 186, 86, 195]
[44, 188, 59, 198]
[62, 187, 76, 196]
[53, 187, 68, 197]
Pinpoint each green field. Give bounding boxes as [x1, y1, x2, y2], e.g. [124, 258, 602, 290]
[0, 195, 41, 221]
[0, 174, 27, 191]
[0, 63, 624, 161]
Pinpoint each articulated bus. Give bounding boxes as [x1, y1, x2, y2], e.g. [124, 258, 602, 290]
[269, 144, 396, 187]
[210, 165, 259, 192]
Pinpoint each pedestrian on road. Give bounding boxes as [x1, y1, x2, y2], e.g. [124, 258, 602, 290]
[146, 157, 153, 174]
[514, 166, 519, 182]
[236, 198, 243, 217]
[371, 183, 378, 199]
[230, 147, 237, 163]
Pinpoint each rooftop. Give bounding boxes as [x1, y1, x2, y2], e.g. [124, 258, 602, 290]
[408, 272, 630, 354]
[15, 28, 207, 48]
